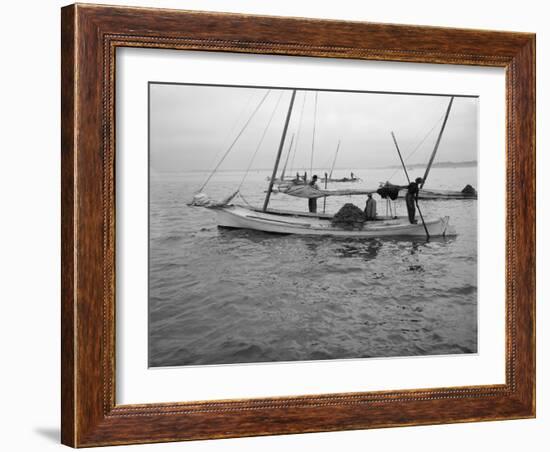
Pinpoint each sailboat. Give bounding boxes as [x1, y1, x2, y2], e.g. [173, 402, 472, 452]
[192, 89, 455, 238]
[323, 140, 360, 183]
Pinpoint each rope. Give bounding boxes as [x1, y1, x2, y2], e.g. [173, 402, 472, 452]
[238, 192, 255, 208]
[310, 91, 319, 176]
[386, 111, 446, 181]
[199, 91, 255, 189]
[289, 91, 307, 177]
[237, 90, 285, 190]
[197, 90, 271, 193]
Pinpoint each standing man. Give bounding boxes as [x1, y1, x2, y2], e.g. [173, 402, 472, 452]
[308, 175, 319, 213]
[364, 193, 377, 220]
[405, 177, 423, 224]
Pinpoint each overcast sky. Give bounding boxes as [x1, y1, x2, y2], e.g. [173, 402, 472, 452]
[149, 83, 478, 173]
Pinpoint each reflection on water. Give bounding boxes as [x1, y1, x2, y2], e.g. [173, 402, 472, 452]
[335, 239, 382, 261]
[148, 168, 478, 367]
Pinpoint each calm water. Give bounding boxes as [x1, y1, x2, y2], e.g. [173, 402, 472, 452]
[148, 167, 478, 366]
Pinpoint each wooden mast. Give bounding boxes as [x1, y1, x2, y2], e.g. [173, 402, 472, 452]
[421, 96, 454, 188]
[328, 139, 341, 179]
[310, 92, 318, 177]
[263, 89, 297, 212]
[279, 133, 295, 181]
[323, 139, 341, 213]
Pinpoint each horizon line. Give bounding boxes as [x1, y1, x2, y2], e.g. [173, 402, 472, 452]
[150, 160, 478, 173]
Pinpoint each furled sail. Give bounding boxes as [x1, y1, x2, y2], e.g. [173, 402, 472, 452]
[188, 190, 239, 207]
[281, 185, 377, 199]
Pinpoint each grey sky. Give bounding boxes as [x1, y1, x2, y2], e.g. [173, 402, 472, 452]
[149, 83, 478, 173]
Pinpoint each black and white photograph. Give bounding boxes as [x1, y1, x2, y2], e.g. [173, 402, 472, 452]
[148, 82, 479, 367]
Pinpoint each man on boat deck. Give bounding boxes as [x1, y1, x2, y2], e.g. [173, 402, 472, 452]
[308, 175, 319, 213]
[364, 193, 377, 220]
[404, 177, 423, 224]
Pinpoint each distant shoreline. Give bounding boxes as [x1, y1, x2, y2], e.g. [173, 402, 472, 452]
[378, 160, 477, 170]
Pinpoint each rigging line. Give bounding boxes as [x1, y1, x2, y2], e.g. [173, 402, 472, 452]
[237, 90, 285, 190]
[289, 91, 307, 176]
[386, 111, 446, 181]
[238, 192, 254, 208]
[199, 90, 255, 188]
[197, 89, 271, 193]
[310, 91, 319, 176]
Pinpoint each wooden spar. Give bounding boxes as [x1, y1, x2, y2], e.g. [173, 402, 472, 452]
[310, 91, 318, 176]
[391, 131, 430, 240]
[391, 132, 411, 181]
[279, 133, 295, 181]
[421, 96, 454, 188]
[323, 140, 340, 213]
[263, 89, 297, 212]
[328, 139, 341, 179]
[288, 92, 307, 179]
[323, 172, 328, 213]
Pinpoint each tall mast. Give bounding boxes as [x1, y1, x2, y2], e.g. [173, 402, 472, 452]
[279, 133, 295, 181]
[328, 139, 341, 179]
[310, 92, 318, 176]
[263, 89, 297, 212]
[421, 96, 454, 188]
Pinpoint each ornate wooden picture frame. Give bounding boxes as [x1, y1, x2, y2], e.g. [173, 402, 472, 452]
[61, 3, 535, 447]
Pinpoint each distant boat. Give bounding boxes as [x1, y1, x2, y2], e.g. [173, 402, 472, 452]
[407, 187, 477, 200]
[326, 175, 361, 183]
[268, 174, 360, 184]
[377, 182, 477, 201]
[322, 140, 361, 183]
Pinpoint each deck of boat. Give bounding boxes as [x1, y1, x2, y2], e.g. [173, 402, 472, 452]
[249, 205, 334, 219]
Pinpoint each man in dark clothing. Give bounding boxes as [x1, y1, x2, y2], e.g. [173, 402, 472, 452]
[364, 193, 377, 220]
[405, 177, 423, 224]
[308, 175, 319, 213]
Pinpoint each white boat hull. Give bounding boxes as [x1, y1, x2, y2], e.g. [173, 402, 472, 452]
[216, 206, 453, 238]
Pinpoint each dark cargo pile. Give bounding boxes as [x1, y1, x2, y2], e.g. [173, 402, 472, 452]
[331, 203, 365, 230]
[461, 184, 477, 195]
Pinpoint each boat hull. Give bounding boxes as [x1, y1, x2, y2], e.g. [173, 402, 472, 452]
[216, 206, 453, 238]
[398, 188, 477, 200]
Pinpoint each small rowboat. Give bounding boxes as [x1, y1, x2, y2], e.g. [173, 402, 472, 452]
[414, 188, 477, 200]
[326, 176, 361, 183]
[216, 205, 454, 238]
[398, 188, 477, 200]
